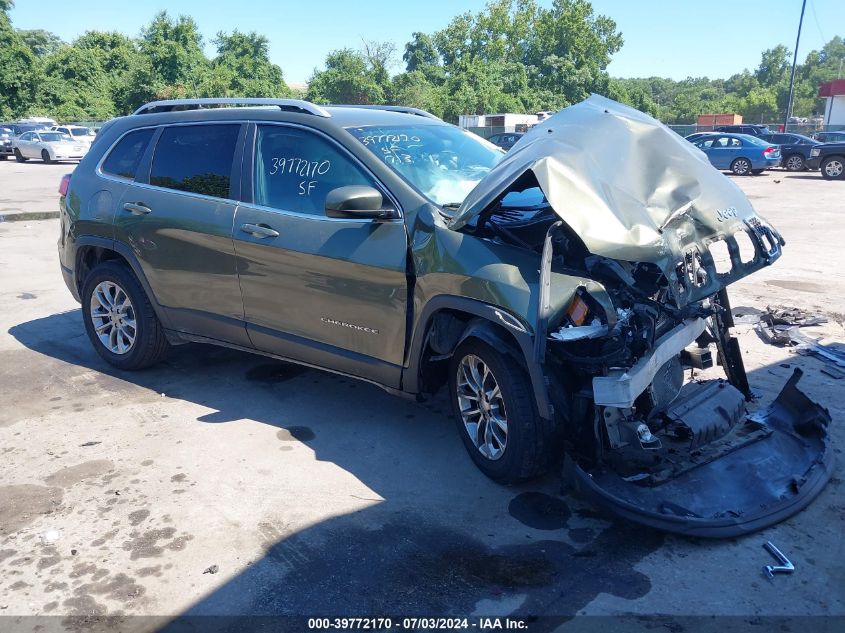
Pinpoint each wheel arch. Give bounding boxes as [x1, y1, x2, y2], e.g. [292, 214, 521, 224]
[403, 296, 553, 420]
[74, 237, 172, 329]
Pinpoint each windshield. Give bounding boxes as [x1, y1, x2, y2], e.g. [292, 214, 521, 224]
[40, 132, 72, 142]
[70, 128, 92, 136]
[346, 124, 503, 206]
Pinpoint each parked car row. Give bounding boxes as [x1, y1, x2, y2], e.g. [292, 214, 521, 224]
[683, 129, 845, 180]
[0, 120, 95, 163]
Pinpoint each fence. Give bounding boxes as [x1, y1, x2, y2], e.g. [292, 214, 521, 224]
[465, 122, 845, 140]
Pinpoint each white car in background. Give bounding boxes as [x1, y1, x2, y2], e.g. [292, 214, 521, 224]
[51, 125, 97, 145]
[12, 130, 89, 163]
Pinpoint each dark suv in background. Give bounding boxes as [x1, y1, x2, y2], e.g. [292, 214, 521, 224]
[57, 96, 833, 536]
[714, 124, 772, 136]
[807, 141, 845, 179]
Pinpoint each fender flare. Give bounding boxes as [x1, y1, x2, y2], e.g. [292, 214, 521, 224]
[402, 295, 553, 420]
[73, 236, 173, 329]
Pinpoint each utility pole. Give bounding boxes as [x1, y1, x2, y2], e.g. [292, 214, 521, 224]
[783, 0, 807, 132]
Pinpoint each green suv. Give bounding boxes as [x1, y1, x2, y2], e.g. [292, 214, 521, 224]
[58, 96, 833, 536]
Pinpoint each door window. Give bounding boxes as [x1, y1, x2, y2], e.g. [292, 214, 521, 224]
[102, 128, 155, 180]
[253, 125, 375, 216]
[150, 124, 240, 199]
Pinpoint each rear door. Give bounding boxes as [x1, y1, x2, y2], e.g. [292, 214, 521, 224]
[18, 132, 37, 158]
[232, 123, 409, 386]
[112, 122, 251, 346]
[703, 136, 731, 168]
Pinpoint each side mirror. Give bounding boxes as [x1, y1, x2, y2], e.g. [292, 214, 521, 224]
[325, 186, 397, 220]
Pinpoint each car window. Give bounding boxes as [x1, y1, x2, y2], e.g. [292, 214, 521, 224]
[102, 128, 156, 180]
[20, 132, 32, 141]
[711, 137, 730, 148]
[730, 138, 742, 147]
[253, 125, 375, 216]
[488, 134, 500, 143]
[150, 124, 240, 199]
[696, 138, 716, 148]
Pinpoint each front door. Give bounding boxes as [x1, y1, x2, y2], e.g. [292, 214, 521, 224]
[112, 122, 250, 346]
[233, 123, 409, 387]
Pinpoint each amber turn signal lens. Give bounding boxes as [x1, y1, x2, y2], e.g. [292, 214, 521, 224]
[567, 294, 590, 326]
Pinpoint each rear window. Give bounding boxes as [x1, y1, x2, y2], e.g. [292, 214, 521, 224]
[150, 124, 239, 198]
[101, 128, 155, 180]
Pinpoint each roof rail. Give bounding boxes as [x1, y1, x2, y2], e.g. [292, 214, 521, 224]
[328, 104, 441, 121]
[133, 98, 331, 118]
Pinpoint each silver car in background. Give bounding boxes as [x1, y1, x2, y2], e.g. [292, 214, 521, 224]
[51, 125, 97, 146]
[12, 130, 89, 163]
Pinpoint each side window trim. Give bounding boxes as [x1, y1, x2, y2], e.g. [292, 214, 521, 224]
[241, 121, 403, 221]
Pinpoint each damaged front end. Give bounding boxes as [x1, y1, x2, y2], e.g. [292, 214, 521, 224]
[449, 96, 834, 537]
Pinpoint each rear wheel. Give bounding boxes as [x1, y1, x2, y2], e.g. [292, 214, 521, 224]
[81, 261, 170, 370]
[821, 156, 844, 180]
[784, 153, 805, 171]
[449, 337, 560, 483]
[41, 149, 54, 164]
[14, 148, 27, 163]
[730, 158, 751, 175]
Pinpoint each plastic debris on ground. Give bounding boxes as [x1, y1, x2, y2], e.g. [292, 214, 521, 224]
[753, 305, 845, 369]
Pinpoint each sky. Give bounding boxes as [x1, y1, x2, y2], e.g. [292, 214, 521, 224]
[9, 0, 845, 85]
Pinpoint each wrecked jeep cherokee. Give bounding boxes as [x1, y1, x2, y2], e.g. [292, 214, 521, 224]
[59, 96, 833, 537]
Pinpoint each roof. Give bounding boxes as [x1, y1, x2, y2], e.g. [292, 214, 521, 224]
[818, 80, 845, 97]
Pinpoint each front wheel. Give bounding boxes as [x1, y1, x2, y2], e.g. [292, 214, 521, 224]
[449, 338, 561, 483]
[41, 149, 54, 164]
[81, 261, 170, 370]
[730, 158, 751, 175]
[784, 154, 805, 171]
[821, 156, 844, 180]
[14, 148, 27, 162]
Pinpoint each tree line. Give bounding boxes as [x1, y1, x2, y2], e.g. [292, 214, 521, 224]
[1, 0, 843, 125]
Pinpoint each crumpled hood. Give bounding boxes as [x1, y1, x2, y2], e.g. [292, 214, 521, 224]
[448, 95, 784, 304]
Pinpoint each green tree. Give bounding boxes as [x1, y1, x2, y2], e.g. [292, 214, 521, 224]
[0, 3, 41, 119]
[306, 48, 385, 104]
[39, 45, 115, 120]
[205, 30, 291, 97]
[138, 11, 209, 94]
[17, 29, 63, 57]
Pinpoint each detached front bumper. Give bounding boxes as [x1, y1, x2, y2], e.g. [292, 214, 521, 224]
[569, 370, 833, 537]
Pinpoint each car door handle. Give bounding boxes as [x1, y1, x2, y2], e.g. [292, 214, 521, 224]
[240, 223, 279, 238]
[123, 202, 152, 215]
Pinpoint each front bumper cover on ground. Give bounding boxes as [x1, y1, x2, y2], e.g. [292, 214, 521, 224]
[565, 369, 833, 538]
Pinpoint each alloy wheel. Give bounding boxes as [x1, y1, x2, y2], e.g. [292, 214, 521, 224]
[456, 354, 508, 460]
[785, 155, 804, 171]
[732, 159, 750, 175]
[824, 159, 843, 179]
[89, 281, 137, 355]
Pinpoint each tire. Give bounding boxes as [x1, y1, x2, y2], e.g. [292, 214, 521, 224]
[41, 149, 54, 164]
[14, 148, 27, 163]
[0, 154, 7, 161]
[81, 261, 170, 370]
[784, 153, 805, 172]
[730, 158, 751, 175]
[820, 156, 844, 180]
[449, 337, 560, 483]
